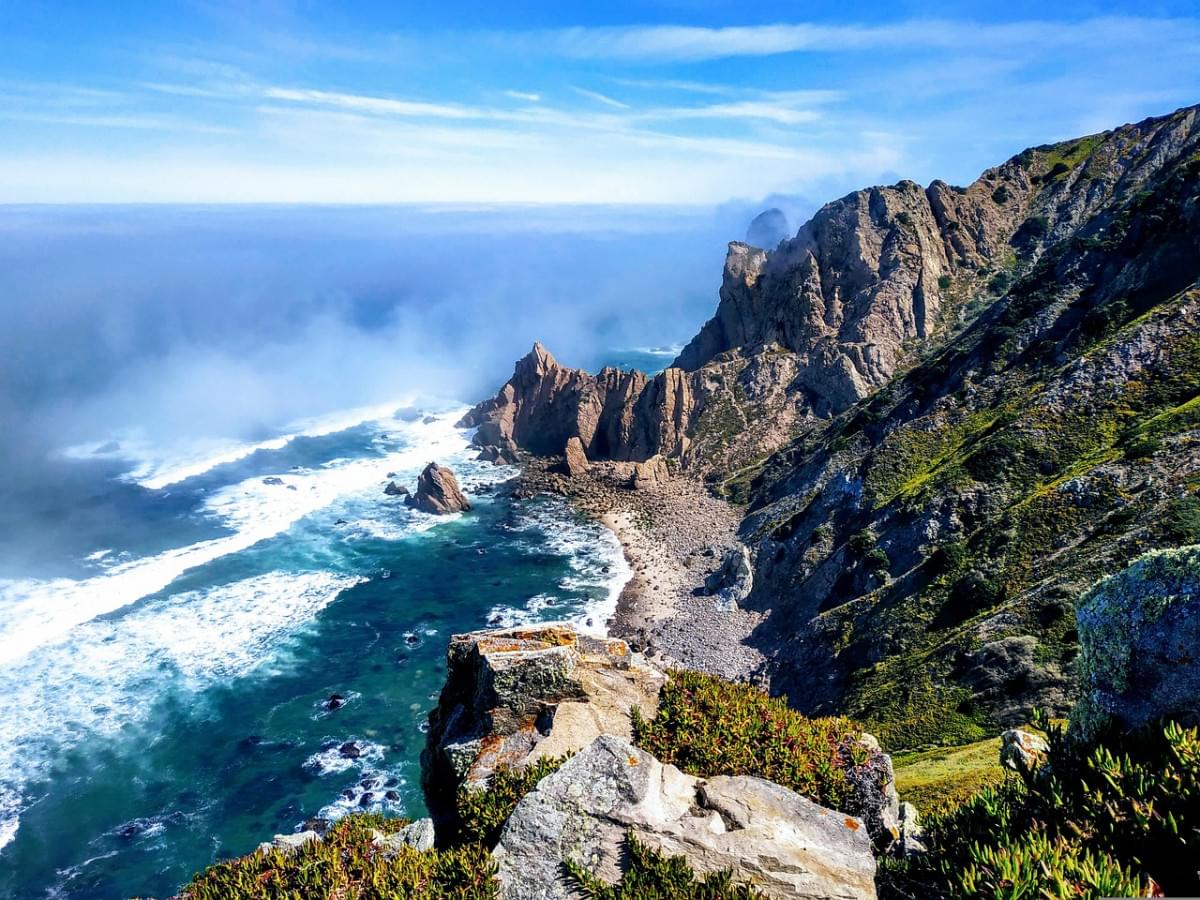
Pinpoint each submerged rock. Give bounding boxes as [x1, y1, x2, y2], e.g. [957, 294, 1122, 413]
[493, 734, 877, 900]
[405, 463, 471, 515]
[383, 480, 409, 497]
[1072, 545, 1200, 738]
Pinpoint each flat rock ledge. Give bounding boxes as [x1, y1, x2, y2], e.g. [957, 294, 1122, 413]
[494, 734, 877, 900]
[421, 624, 666, 832]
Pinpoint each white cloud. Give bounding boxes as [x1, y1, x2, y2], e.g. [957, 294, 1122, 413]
[262, 86, 484, 119]
[570, 86, 630, 109]
[503, 89, 541, 102]
[521, 16, 1200, 62]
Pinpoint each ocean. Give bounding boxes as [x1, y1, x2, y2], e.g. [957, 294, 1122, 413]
[0, 205, 717, 899]
[0, 400, 636, 898]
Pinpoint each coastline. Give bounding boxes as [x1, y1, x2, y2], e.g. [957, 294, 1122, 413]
[509, 456, 766, 682]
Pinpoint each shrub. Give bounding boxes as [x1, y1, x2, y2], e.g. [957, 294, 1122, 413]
[631, 670, 879, 813]
[1046, 161, 1071, 180]
[1163, 495, 1200, 544]
[990, 185, 1010, 204]
[566, 832, 760, 899]
[455, 755, 568, 847]
[892, 718, 1200, 898]
[848, 528, 876, 555]
[179, 813, 498, 899]
[937, 274, 952, 291]
[896, 211, 914, 227]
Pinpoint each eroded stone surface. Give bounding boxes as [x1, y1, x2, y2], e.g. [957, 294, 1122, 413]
[494, 735, 877, 900]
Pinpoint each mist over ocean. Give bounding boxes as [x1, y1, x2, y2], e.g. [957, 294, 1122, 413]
[0, 204, 741, 898]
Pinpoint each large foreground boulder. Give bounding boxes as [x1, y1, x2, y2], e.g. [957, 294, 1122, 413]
[562, 436, 589, 478]
[405, 462, 471, 514]
[703, 545, 754, 607]
[494, 735, 877, 900]
[1072, 545, 1200, 738]
[421, 625, 665, 831]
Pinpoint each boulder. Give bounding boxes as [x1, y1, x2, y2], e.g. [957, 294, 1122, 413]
[257, 830, 320, 855]
[493, 735, 877, 900]
[703, 545, 754, 607]
[1072, 545, 1200, 738]
[895, 802, 926, 859]
[631, 455, 670, 490]
[405, 463, 471, 515]
[383, 480, 409, 497]
[372, 818, 436, 855]
[999, 728, 1049, 773]
[562, 436, 589, 478]
[477, 439, 519, 466]
[421, 624, 665, 833]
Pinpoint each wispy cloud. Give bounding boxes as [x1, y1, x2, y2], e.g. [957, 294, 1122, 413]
[504, 89, 541, 102]
[518, 16, 1200, 62]
[570, 86, 630, 109]
[262, 86, 485, 119]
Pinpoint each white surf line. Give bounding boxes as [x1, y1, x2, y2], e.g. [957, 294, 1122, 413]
[0, 410, 471, 669]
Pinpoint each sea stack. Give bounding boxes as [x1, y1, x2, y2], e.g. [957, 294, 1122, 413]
[406, 463, 471, 515]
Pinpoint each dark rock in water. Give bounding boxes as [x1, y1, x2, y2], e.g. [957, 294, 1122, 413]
[339, 741, 364, 759]
[325, 693, 346, 711]
[263, 476, 285, 486]
[404, 632, 421, 647]
[359, 792, 375, 807]
[423, 415, 437, 424]
[745, 206, 790, 249]
[286, 484, 297, 491]
[384, 480, 409, 497]
[303, 817, 330, 835]
[601, 565, 610, 574]
[386, 471, 397, 478]
[341, 788, 355, 800]
[334, 518, 348, 526]
[385, 789, 401, 802]
[405, 463, 471, 514]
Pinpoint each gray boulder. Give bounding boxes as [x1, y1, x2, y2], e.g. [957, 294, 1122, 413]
[999, 728, 1049, 773]
[372, 818, 436, 854]
[494, 735, 877, 900]
[1072, 545, 1200, 739]
[703, 545, 754, 607]
[256, 830, 320, 855]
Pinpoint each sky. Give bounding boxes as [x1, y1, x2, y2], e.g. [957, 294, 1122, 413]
[0, 1, 1198, 205]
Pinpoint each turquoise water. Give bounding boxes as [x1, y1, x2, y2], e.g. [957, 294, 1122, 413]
[0, 405, 628, 899]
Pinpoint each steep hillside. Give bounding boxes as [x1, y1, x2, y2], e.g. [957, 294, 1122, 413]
[466, 104, 1200, 748]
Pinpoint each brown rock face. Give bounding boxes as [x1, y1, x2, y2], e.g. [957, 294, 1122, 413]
[562, 436, 589, 477]
[419, 624, 665, 835]
[405, 463, 471, 514]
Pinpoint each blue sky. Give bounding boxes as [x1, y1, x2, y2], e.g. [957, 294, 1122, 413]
[1, 1, 1198, 203]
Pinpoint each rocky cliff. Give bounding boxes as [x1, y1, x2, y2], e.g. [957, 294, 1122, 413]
[466, 104, 1200, 748]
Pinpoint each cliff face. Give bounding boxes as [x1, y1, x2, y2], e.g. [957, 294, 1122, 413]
[466, 104, 1200, 746]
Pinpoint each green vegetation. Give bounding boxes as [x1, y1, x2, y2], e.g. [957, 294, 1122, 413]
[888, 718, 1200, 899]
[891, 737, 1006, 813]
[632, 670, 879, 813]
[990, 185, 1009, 204]
[455, 755, 568, 847]
[566, 833, 760, 899]
[180, 814, 497, 899]
[896, 211, 914, 227]
[937, 274, 952, 291]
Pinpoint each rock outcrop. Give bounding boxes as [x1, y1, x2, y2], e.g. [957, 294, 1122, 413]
[405, 463, 471, 515]
[1000, 729, 1050, 773]
[703, 545, 754, 607]
[493, 734, 877, 900]
[465, 105, 1200, 744]
[562, 436, 589, 478]
[1071, 545, 1200, 739]
[421, 625, 665, 831]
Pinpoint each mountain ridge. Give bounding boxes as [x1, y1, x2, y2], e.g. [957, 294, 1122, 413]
[464, 102, 1200, 747]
